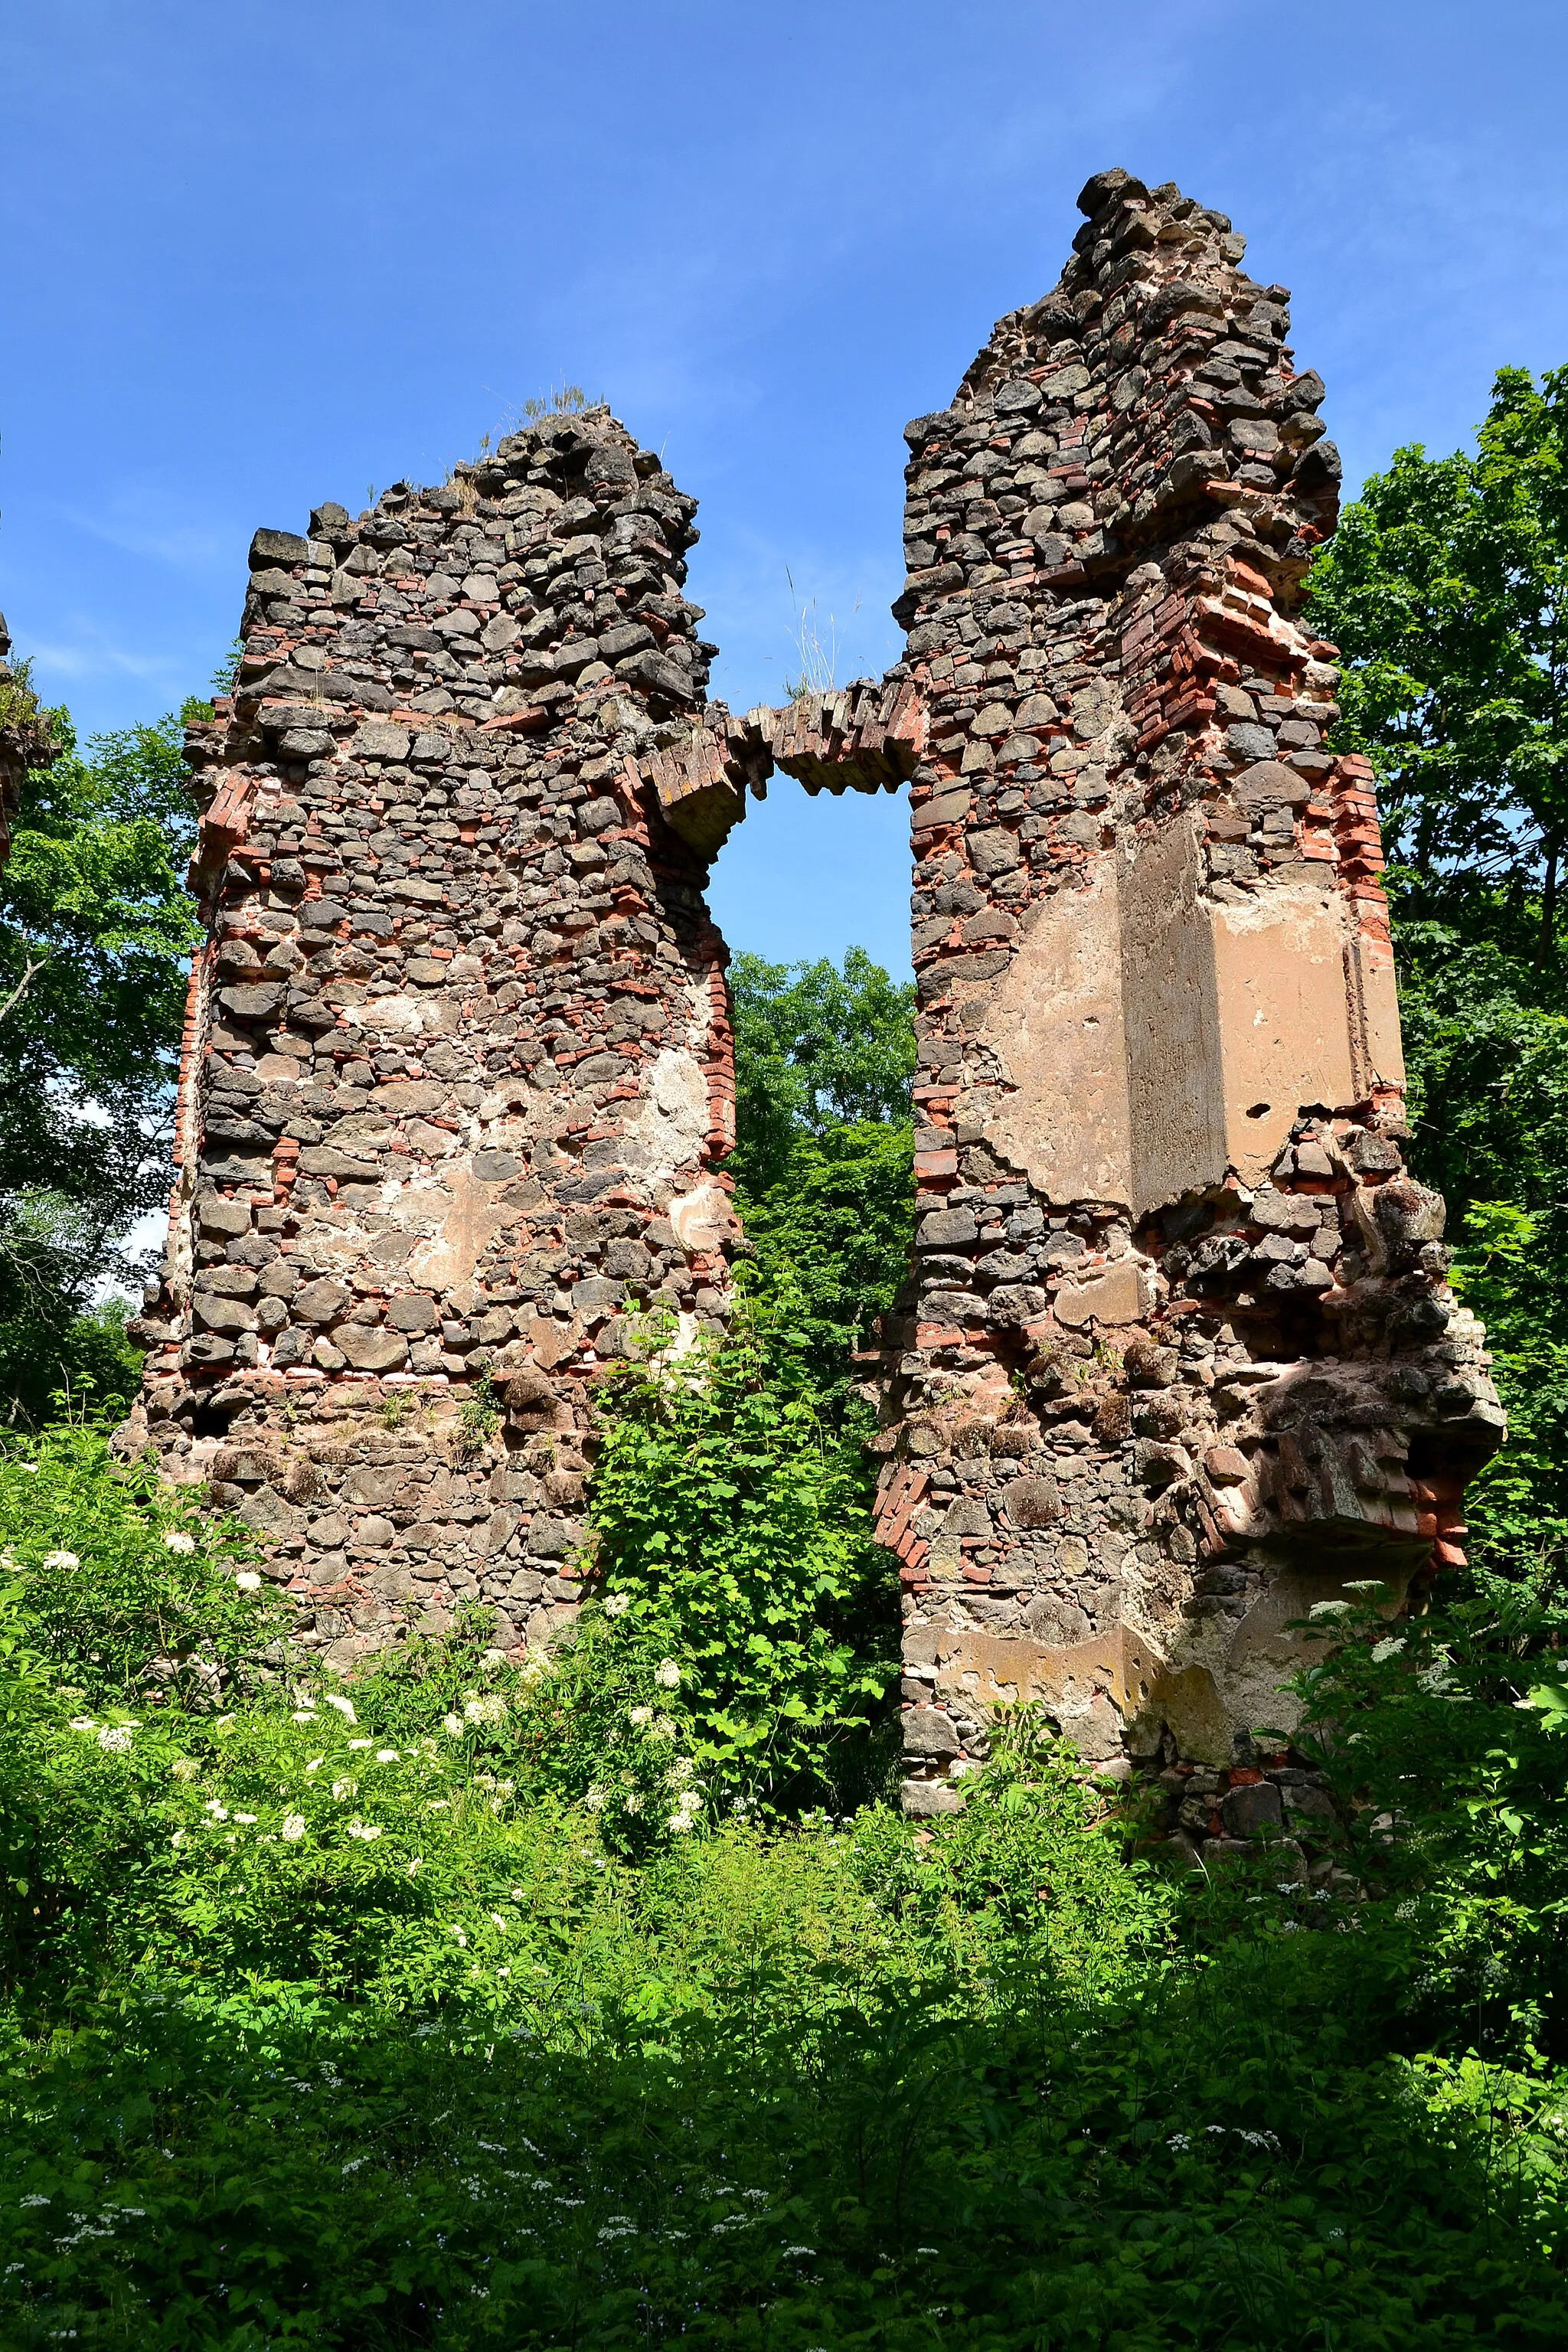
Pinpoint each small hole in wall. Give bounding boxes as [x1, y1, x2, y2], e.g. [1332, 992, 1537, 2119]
[1245, 1102, 1271, 1119]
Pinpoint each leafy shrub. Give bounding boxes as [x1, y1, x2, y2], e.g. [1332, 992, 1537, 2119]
[577, 1303, 898, 1828]
[0, 1427, 280, 1708]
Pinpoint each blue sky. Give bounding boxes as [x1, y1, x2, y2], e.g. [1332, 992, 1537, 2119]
[4, 0, 1565, 979]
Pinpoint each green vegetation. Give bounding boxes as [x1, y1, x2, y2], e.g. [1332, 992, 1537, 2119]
[0, 1429, 1566, 2344]
[8, 375, 1568, 2336]
[1307, 364, 1568, 1586]
[0, 707, 204, 1429]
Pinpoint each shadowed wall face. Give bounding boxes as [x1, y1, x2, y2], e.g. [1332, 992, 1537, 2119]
[873, 169, 1504, 1817]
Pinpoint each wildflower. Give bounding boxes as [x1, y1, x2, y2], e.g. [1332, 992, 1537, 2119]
[462, 1692, 506, 1726]
[1308, 1601, 1350, 1620]
[1370, 1637, 1406, 1664]
[652, 1713, 677, 1740]
[668, 1756, 695, 1785]
[163, 1530, 197, 1555]
[376, 1749, 399, 1764]
[654, 1658, 681, 1690]
[42, 1550, 80, 1572]
[305, 1756, 325, 1775]
[1167, 2133, 1191, 2151]
[234, 1811, 258, 1824]
[347, 1737, 374, 1751]
[585, 1785, 607, 1811]
[281, 1814, 306, 1842]
[204, 1802, 229, 1822]
[629, 1704, 653, 1727]
[407, 1857, 423, 1874]
[332, 1778, 356, 1801]
[603, 1592, 630, 1616]
[68, 1717, 96, 1733]
[322, 1692, 357, 1722]
[292, 1710, 318, 1723]
[481, 1647, 507, 1671]
[97, 1726, 133, 1754]
[668, 1810, 694, 1833]
[341, 2157, 367, 2175]
[346, 1820, 382, 1841]
[20, 2194, 49, 2207]
[170, 1756, 199, 1781]
[490, 1912, 508, 1930]
[452, 1926, 469, 1947]
[234, 1571, 262, 1592]
[624, 1792, 645, 1815]
[443, 1713, 464, 1737]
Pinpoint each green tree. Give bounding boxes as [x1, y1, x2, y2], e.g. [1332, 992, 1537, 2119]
[1305, 364, 1568, 958]
[727, 947, 916, 1421]
[728, 946, 916, 1193]
[1307, 370, 1568, 1586]
[0, 709, 203, 1424]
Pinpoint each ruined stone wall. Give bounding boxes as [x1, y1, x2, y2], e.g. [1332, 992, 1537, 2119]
[123, 413, 746, 1671]
[871, 170, 1504, 1824]
[135, 172, 1505, 1834]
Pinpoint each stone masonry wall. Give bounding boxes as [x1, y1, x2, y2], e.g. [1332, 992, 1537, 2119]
[123, 412, 749, 1670]
[869, 168, 1505, 1834]
[132, 172, 1505, 1840]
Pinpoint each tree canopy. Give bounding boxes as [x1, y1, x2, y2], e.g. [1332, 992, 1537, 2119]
[1306, 364, 1568, 958]
[1308, 367, 1568, 1583]
[0, 709, 202, 1424]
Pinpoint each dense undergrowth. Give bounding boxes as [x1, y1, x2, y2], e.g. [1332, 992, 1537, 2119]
[1, 1423, 1567, 2346]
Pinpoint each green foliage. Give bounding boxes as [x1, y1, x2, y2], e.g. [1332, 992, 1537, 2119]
[1282, 1579, 1568, 2066]
[0, 1434, 1563, 2339]
[1305, 364, 1568, 952]
[737, 1116, 914, 1406]
[728, 946, 916, 1194]
[454, 1370, 501, 1459]
[0, 708, 201, 1427]
[577, 1302, 897, 1827]
[0, 1427, 281, 1709]
[1307, 371, 1568, 1586]
[0, 656, 55, 746]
